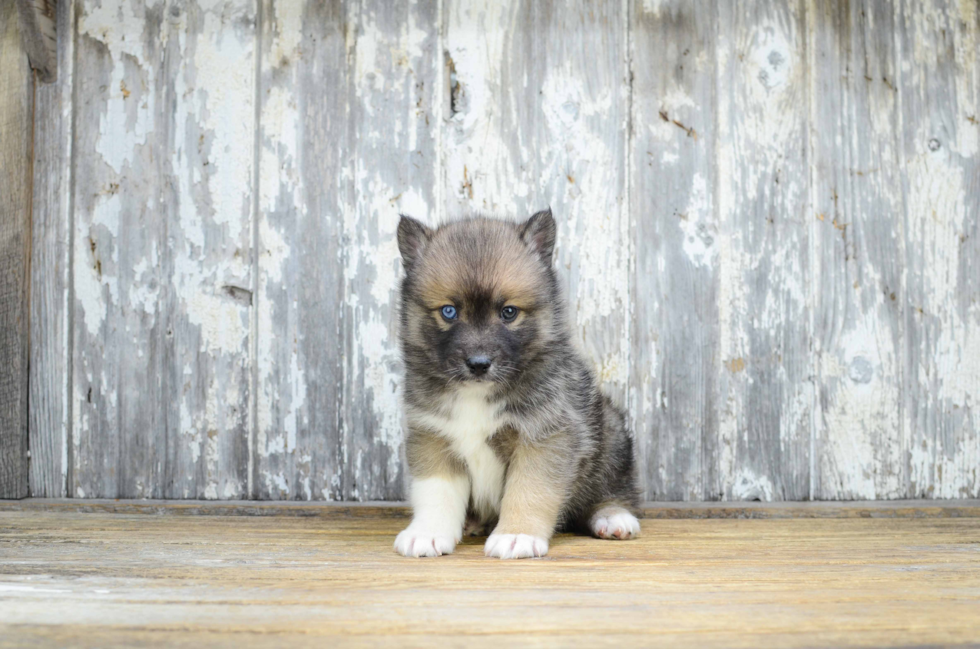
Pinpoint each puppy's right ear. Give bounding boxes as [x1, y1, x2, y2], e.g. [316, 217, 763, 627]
[397, 214, 433, 267]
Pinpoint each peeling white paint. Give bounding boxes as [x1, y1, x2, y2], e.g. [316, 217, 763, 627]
[346, 170, 408, 485]
[79, 0, 154, 175]
[731, 469, 775, 502]
[268, 0, 304, 63]
[817, 317, 904, 500]
[74, 229, 110, 338]
[54, 0, 980, 503]
[906, 137, 979, 497]
[679, 173, 716, 268]
[338, 1, 442, 497]
[639, 0, 667, 17]
[714, 4, 811, 500]
[70, 0, 257, 499]
[283, 351, 306, 453]
[443, 1, 517, 211]
[442, 2, 630, 401]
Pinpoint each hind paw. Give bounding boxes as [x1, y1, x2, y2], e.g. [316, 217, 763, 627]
[590, 508, 640, 540]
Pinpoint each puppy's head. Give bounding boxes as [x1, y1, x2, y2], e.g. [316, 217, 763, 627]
[397, 210, 559, 387]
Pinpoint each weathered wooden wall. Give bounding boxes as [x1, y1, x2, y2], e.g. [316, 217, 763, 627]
[27, 0, 980, 501]
[1, 0, 35, 499]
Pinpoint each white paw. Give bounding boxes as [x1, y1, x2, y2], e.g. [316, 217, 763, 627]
[394, 524, 458, 558]
[484, 533, 549, 559]
[591, 510, 640, 540]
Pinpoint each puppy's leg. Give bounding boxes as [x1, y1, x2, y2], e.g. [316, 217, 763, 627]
[485, 438, 569, 560]
[463, 513, 490, 537]
[395, 430, 469, 558]
[589, 502, 641, 540]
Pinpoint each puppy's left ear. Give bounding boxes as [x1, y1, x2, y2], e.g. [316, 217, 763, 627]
[397, 214, 433, 267]
[519, 208, 556, 265]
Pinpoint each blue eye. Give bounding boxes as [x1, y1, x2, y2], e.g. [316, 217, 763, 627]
[500, 306, 519, 322]
[440, 305, 457, 321]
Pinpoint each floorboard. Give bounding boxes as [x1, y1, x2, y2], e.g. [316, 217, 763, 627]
[1, 505, 979, 647]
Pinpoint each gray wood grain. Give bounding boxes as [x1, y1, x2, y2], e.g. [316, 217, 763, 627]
[0, 0, 33, 499]
[706, 0, 812, 501]
[442, 0, 631, 406]
[809, 0, 907, 500]
[343, 0, 441, 500]
[630, 0, 717, 501]
[29, 0, 73, 498]
[253, 0, 348, 500]
[27, 0, 980, 501]
[899, 0, 980, 499]
[15, 0, 57, 83]
[71, 0, 255, 498]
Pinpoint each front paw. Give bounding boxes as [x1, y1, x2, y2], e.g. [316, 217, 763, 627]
[484, 533, 548, 559]
[394, 525, 458, 558]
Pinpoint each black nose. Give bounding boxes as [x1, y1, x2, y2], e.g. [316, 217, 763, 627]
[466, 355, 492, 375]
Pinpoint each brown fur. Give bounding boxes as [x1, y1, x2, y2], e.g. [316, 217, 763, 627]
[404, 430, 466, 480]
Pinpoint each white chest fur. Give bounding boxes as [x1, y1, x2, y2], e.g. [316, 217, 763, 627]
[411, 384, 507, 520]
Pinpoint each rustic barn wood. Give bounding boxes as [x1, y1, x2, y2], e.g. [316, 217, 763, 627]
[0, 0, 34, 499]
[70, 0, 255, 499]
[25, 0, 980, 501]
[898, 0, 980, 500]
[443, 0, 633, 412]
[29, 0, 73, 498]
[253, 0, 349, 501]
[342, 0, 441, 500]
[708, 0, 812, 502]
[15, 0, 57, 83]
[809, 0, 908, 500]
[630, 0, 718, 501]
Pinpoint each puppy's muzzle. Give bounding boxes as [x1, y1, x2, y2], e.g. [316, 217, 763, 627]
[465, 355, 492, 376]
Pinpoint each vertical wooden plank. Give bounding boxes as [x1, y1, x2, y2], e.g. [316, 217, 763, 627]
[630, 0, 717, 501]
[442, 0, 631, 407]
[71, 0, 143, 498]
[708, 0, 811, 501]
[254, 0, 348, 500]
[30, 0, 74, 498]
[0, 0, 33, 499]
[166, 0, 256, 500]
[15, 0, 58, 82]
[808, 0, 906, 500]
[900, 0, 980, 499]
[72, 0, 256, 498]
[343, 0, 440, 500]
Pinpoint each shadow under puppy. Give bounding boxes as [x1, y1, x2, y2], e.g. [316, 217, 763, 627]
[394, 209, 640, 559]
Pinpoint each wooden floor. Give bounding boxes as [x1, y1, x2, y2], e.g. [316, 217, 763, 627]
[2, 501, 980, 648]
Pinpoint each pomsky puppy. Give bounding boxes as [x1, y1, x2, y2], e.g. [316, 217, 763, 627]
[394, 209, 640, 559]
